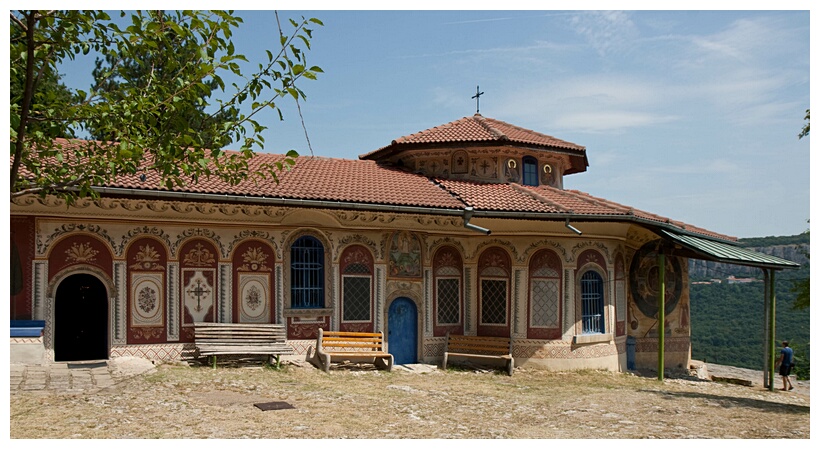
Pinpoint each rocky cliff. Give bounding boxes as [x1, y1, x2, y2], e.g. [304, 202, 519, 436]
[688, 242, 808, 279]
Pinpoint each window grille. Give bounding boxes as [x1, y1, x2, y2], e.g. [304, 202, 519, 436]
[530, 279, 559, 328]
[529, 250, 561, 329]
[342, 276, 371, 321]
[581, 270, 605, 334]
[290, 236, 324, 308]
[523, 156, 538, 186]
[481, 279, 507, 324]
[436, 278, 460, 325]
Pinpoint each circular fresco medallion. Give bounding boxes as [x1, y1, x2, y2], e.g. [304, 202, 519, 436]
[629, 240, 683, 319]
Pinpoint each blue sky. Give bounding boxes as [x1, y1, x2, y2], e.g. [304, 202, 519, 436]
[56, 6, 812, 239]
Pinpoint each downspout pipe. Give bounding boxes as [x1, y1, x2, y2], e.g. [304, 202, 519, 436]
[462, 206, 491, 235]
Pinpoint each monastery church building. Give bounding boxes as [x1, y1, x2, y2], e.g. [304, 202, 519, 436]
[11, 114, 793, 371]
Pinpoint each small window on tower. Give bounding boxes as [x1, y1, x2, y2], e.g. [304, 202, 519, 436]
[522, 156, 538, 186]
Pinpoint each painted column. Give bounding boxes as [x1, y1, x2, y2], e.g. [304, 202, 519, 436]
[607, 268, 615, 336]
[512, 268, 526, 339]
[167, 262, 179, 341]
[424, 267, 433, 337]
[112, 260, 127, 345]
[464, 265, 475, 335]
[563, 268, 575, 340]
[32, 261, 48, 320]
[219, 263, 232, 323]
[375, 264, 386, 333]
[275, 263, 284, 325]
[658, 253, 665, 381]
[330, 263, 338, 330]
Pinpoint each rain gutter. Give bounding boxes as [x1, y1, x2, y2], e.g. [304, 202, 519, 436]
[90, 187, 731, 243]
[92, 186, 494, 235]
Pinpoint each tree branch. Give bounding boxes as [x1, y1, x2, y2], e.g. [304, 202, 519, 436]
[11, 11, 38, 192]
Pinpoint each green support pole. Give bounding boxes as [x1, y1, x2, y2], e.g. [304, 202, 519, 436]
[767, 269, 776, 391]
[658, 252, 665, 381]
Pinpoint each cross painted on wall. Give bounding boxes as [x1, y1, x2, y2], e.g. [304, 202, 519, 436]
[186, 279, 211, 313]
[480, 159, 491, 174]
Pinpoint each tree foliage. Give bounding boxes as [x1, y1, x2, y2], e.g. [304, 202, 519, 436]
[690, 280, 810, 379]
[798, 108, 809, 139]
[10, 19, 75, 140]
[86, 14, 234, 150]
[10, 10, 323, 204]
[791, 226, 810, 311]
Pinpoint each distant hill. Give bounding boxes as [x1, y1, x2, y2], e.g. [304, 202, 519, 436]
[687, 233, 810, 379]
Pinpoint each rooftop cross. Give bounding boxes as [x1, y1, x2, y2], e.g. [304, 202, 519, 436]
[471, 85, 484, 114]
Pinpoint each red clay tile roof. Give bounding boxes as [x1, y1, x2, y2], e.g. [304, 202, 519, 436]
[111, 153, 467, 210]
[16, 138, 733, 241]
[360, 114, 587, 166]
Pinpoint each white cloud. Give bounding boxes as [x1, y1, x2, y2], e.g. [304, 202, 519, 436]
[550, 111, 677, 133]
[567, 11, 638, 57]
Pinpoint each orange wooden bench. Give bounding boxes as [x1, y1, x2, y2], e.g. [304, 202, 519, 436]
[442, 332, 514, 376]
[307, 328, 393, 372]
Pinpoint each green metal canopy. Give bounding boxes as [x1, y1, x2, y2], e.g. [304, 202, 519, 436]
[657, 228, 800, 390]
[659, 229, 801, 270]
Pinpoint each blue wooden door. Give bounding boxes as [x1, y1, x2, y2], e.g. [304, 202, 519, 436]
[388, 297, 417, 365]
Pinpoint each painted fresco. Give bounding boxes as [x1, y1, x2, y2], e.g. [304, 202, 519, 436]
[628, 240, 688, 337]
[389, 231, 421, 278]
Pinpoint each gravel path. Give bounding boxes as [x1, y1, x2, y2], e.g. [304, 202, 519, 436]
[9, 358, 810, 439]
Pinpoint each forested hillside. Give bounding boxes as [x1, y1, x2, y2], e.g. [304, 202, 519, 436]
[688, 233, 810, 379]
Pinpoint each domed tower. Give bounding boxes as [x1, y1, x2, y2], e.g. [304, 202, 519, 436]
[359, 113, 588, 190]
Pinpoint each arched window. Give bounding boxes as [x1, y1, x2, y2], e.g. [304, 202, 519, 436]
[434, 246, 462, 328]
[522, 156, 538, 186]
[478, 248, 510, 333]
[580, 270, 605, 334]
[528, 250, 561, 338]
[340, 245, 373, 323]
[291, 236, 324, 308]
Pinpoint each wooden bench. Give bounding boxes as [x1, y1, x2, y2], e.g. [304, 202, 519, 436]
[193, 322, 293, 369]
[442, 332, 514, 376]
[307, 328, 393, 372]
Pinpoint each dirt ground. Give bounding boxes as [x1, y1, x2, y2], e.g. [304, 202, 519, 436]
[9, 359, 810, 439]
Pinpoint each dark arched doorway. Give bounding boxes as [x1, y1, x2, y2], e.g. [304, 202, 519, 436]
[55, 273, 109, 361]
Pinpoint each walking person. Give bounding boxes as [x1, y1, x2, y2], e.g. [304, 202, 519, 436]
[775, 340, 795, 391]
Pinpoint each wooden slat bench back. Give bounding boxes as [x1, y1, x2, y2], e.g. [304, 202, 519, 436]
[442, 332, 514, 376]
[194, 322, 293, 368]
[307, 328, 394, 372]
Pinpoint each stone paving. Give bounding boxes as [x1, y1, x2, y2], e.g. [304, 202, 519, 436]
[10, 361, 119, 394]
